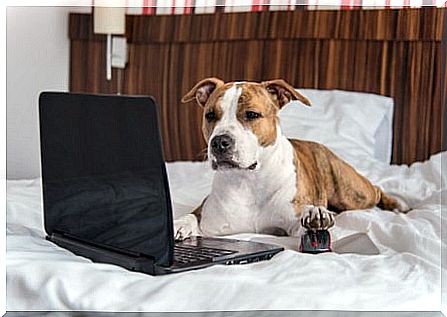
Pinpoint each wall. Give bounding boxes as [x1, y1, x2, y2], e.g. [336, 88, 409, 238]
[7, 6, 90, 179]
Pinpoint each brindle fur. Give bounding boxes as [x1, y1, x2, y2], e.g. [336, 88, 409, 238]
[290, 139, 400, 215]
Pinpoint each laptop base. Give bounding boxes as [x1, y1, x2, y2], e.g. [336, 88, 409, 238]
[48, 233, 284, 275]
[48, 233, 157, 275]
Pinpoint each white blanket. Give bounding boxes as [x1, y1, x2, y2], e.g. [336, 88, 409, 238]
[6, 152, 445, 311]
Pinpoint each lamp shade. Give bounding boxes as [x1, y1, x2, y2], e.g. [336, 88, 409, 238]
[94, 0, 126, 35]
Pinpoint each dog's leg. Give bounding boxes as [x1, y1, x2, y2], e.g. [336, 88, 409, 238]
[173, 214, 201, 241]
[299, 205, 336, 231]
[173, 198, 205, 241]
[287, 205, 336, 237]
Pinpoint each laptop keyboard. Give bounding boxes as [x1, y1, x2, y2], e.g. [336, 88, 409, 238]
[173, 245, 237, 265]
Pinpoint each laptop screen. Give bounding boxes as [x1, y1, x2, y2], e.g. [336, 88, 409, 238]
[39, 92, 174, 266]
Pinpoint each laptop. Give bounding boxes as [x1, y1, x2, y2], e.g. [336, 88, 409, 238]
[38, 92, 284, 275]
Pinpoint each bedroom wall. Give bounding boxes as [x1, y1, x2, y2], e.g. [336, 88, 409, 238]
[7, 6, 91, 179]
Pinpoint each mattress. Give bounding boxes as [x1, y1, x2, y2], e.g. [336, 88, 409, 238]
[6, 152, 445, 311]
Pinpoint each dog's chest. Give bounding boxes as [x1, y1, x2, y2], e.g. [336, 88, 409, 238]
[200, 140, 298, 236]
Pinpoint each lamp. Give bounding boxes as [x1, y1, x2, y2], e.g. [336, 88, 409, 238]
[93, 0, 126, 81]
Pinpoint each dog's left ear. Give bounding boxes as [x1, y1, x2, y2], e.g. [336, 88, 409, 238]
[262, 79, 311, 108]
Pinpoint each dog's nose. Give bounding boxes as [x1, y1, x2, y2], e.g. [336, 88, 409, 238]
[211, 134, 234, 155]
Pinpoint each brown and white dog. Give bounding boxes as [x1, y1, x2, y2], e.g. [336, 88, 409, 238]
[174, 78, 408, 240]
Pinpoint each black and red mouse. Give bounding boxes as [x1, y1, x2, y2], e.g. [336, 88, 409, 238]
[300, 229, 332, 253]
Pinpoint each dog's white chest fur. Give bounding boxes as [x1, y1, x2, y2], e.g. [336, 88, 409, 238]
[200, 134, 300, 236]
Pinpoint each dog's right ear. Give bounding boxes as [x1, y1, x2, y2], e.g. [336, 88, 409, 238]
[181, 77, 224, 107]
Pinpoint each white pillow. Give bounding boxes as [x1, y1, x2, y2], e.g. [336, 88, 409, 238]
[280, 89, 394, 164]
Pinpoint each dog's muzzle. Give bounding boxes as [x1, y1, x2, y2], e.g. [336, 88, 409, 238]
[210, 134, 257, 170]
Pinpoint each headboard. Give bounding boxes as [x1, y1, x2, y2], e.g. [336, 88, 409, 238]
[69, 8, 446, 165]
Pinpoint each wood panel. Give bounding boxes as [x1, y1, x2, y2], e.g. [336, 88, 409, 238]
[443, 9, 447, 152]
[69, 9, 444, 42]
[69, 8, 446, 165]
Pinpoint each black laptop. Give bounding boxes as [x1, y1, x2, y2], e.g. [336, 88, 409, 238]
[38, 92, 283, 275]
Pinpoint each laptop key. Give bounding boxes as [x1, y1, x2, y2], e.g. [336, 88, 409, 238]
[173, 245, 237, 265]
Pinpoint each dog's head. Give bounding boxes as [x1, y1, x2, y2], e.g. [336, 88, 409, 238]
[182, 78, 311, 171]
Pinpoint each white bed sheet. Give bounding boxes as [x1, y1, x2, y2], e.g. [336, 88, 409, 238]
[6, 152, 446, 312]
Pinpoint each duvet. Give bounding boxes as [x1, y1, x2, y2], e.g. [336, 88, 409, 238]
[6, 152, 445, 311]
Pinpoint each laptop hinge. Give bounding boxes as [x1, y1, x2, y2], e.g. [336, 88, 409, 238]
[47, 232, 156, 275]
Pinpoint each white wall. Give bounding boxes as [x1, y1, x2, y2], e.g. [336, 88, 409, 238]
[7, 6, 90, 179]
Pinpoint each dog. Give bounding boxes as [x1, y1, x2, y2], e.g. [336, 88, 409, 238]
[173, 78, 408, 240]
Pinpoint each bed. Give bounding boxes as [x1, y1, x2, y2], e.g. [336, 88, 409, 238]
[6, 153, 445, 311]
[7, 6, 446, 313]
[6, 88, 445, 311]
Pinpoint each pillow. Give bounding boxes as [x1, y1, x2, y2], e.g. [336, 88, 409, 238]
[279, 89, 394, 164]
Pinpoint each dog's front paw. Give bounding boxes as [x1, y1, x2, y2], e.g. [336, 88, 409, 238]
[173, 214, 201, 241]
[300, 206, 335, 231]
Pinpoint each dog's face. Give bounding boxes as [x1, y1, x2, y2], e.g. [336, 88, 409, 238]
[182, 78, 310, 171]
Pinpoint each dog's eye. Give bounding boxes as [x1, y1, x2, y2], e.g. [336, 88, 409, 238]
[205, 111, 216, 122]
[245, 111, 261, 121]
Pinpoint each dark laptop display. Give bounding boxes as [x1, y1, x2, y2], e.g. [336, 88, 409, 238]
[39, 93, 174, 266]
[39, 92, 283, 275]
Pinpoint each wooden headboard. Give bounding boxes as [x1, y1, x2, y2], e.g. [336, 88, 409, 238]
[69, 8, 446, 165]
